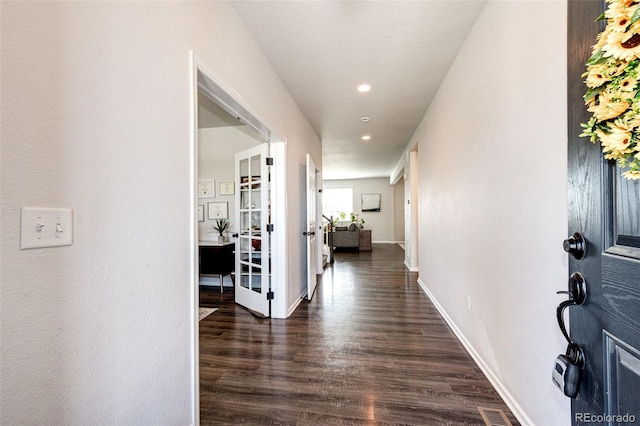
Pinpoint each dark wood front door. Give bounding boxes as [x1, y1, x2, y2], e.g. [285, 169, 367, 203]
[568, 1, 640, 424]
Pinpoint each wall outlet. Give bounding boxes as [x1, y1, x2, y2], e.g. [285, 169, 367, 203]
[466, 296, 472, 313]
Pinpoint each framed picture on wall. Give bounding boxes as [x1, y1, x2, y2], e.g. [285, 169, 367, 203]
[207, 202, 228, 219]
[361, 193, 381, 212]
[219, 182, 235, 195]
[198, 179, 215, 198]
[197, 205, 205, 222]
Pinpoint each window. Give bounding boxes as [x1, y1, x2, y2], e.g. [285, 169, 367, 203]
[322, 187, 353, 219]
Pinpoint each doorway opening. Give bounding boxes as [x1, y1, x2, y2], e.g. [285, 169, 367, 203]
[190, 52, 287, 423]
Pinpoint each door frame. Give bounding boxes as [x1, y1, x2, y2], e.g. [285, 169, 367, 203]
[189, 52, 288, 423]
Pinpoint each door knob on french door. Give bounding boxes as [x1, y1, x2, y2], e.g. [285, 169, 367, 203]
[302, 231, 315, 236]
[563, 232, 586, 260]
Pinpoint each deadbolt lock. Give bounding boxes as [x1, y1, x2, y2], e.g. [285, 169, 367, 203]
[563, 232, 586, 260]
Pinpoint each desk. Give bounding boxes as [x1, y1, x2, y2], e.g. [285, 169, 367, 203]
[199, 241, 235, 293]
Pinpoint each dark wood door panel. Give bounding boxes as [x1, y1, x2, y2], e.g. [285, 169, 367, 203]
[568, 0, 640, 422]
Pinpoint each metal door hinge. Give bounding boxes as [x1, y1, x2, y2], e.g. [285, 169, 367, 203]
[266, 157, 274, 166]
[267, 291, 274, 300]
[267, 224, 274, 232]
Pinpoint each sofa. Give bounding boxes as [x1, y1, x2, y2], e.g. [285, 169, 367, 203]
[333, 223, 360, 249]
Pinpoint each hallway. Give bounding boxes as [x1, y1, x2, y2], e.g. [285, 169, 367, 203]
[199, 244, 518, 425]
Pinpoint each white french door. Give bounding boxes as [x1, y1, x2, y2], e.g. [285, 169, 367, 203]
[235, 144, 270, 317]
[305, 154, 318, 300]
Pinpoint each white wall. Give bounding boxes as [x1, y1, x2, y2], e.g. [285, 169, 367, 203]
[323, 178, 396, 242]
[0, 2, 320, 424]
[410, 1, 569, 425]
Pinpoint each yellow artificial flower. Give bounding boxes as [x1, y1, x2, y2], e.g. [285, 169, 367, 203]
[627, 109, 640, 121]
[594, 26, 614, 50]
[589, 92, 630, 120]
[605, 1, 628, 20]
[622, 170, 640, 179]
[596, 125, 634, 158]
[585, 64, 610, 88]
[611, 88, 637, 104]
[614, 113, 640, 131]
[604, 30, 640, 61]
[606, 0, 625, 11]
[611, 15, 633, 32]
[606, 60, 628, 77]
[606, 0, 636, 10]
[619, 75, 638, 91]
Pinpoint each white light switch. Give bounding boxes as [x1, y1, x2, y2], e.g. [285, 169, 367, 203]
[20, 207, 73, 249]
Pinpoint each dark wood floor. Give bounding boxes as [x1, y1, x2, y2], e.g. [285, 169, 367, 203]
[199, 243, 519, 425]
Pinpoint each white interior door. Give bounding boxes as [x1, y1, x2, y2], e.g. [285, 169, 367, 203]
[315, 172, 323, 274]
[235, 144, 270, 317]
[306, 154, 318, 300]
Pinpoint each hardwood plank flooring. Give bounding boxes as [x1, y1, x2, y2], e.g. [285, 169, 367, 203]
[200, 243, 519, 425]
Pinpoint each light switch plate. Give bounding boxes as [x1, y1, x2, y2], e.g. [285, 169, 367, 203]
[20, 207, 73, 249]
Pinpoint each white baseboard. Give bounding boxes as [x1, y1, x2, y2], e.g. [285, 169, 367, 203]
[287, 293, 305, 318]
[404, 260, 418, 272]
[416, 278, 533, 426]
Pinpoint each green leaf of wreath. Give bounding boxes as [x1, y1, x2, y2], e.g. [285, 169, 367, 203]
[584, 85, 605, 102]
[586, 49, 607, 66]
[631, 7, 640, 25]
[596, 12, 606, 21]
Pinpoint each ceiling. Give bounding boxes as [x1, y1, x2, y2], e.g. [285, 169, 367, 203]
[231, 0, 486, 180]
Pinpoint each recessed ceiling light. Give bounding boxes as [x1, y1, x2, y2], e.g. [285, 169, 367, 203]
[361, 116, 370, 122]
[362, 135, 371, 141]
[357, 84, 371, 93]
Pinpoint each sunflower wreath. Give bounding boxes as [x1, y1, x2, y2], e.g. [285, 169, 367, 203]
[580, 0, 640, 180]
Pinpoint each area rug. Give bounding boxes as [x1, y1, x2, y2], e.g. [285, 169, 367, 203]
[199, 307, 218, 321]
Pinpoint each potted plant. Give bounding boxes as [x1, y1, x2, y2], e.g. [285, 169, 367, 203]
[210, 218, 230, 243]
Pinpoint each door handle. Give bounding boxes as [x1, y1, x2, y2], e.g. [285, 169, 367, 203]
[302, 231, 316, 236]
[553, 272, 587, 398]
[563, 232, 586, 260]
[232, 233, 238, 238]
[556, 272, 587, 345]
